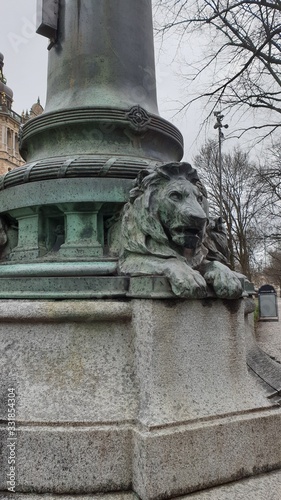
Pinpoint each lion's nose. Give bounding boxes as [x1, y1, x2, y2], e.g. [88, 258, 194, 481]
[184, 213, 207, 228]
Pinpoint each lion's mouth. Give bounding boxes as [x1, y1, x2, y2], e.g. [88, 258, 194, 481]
[171, 226, 204, 249]
[174, 227, 201, 236]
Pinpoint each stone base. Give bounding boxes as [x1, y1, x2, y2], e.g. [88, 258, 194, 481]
[181, 469, 281, 499]
[0, 494, 136, 500]
[1, 469, 281, 499]
[2, 473, 281, 500]
[0, 299, 280, 499]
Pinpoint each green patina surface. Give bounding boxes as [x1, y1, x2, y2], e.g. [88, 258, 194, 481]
[0, 1, 184, 298]
[0, 1, 250, 300]
[114, 163, 245, 300]
[0, 179, 131, 265]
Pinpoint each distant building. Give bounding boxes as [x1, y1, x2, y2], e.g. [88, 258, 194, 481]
[0, 52, 43, 175]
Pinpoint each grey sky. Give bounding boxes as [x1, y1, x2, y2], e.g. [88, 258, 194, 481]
[0, 1, 47, 110]
[0, 0, 247, 162]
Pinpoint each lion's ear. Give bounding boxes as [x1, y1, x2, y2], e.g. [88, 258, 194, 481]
[157, 162, 200, 182]
[136, 169, 153, 186]
[156, 163, 176, 179]
[129, 186, 143, 203]
[129, 169, 154, 203]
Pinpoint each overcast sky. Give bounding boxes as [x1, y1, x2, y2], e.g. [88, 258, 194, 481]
[0, 0, 256, 162]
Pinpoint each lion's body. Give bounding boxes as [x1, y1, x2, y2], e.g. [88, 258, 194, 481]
[111, 163, 242, 299]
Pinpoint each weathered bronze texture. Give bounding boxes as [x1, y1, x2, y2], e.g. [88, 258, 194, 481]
[0, 1, 185, 295]
[111, 162, 243, 299]
[0, 1, 182, 301]
[36, 0, 59, 43]
[15, 0, 183, 183]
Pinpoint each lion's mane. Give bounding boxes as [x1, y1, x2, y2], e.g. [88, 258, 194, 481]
[118, 162, 210, 268]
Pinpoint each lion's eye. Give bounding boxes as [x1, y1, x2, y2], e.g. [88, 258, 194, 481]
[197, 195, 203, 204]
[169, 191, 183, 201]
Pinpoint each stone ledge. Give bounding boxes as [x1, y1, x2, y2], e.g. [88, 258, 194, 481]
[0, 493, 138, 500]
[182, 468, 281, 499]
[133, 410, 281, 499]
[0, 426, 132, 494]
[0, 300, 132, 322]
[1, 411, 281, 498]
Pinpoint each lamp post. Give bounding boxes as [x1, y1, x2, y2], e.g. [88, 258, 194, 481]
[214, 111, 228, 220]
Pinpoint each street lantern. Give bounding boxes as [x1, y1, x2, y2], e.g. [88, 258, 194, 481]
[214, 111, 229, 220]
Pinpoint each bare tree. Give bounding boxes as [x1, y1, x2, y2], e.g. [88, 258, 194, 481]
[258, 143, 281, 208]
[264, 248, 281, 288]
[194, 140, 268, 277]
[254, 144, 281, 259]
[154, 0, 281, 140]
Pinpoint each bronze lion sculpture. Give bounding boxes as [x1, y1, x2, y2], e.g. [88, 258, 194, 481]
[110, 162, 242, 299]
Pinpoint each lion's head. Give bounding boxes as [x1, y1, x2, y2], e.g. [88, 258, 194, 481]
[114, 162, 212, 267]
[108, 162, 241, 298]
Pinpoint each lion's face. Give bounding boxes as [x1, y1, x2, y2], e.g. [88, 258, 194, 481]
[116, 162, 242, 299]
[153, 178, 208, 250]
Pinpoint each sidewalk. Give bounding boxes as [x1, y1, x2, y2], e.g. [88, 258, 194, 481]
[255, 296, 281, 363]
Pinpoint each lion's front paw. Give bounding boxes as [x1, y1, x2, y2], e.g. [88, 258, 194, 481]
[203, 261, 243, 299]
[166, 262, 208, 299]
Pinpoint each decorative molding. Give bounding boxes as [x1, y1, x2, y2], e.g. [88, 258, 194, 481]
[126, 105, 151, 131]
[20, 107, 183, 150]
[0, 155, 160, 190]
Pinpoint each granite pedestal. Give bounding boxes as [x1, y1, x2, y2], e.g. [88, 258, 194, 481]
[0, 298, 280, 499]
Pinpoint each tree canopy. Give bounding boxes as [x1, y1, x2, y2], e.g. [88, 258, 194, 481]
[154, 0, 281, 141]
[194, 140, 268, 277]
